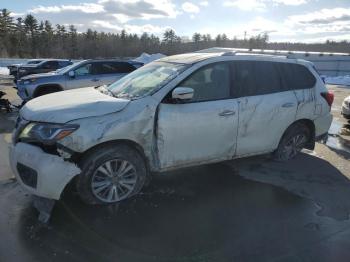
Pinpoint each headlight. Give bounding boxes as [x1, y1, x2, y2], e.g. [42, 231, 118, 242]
[19, 122, 79, 144]
[23, 78, 36, 85]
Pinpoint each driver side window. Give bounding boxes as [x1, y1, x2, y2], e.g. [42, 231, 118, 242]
[75, 63, 92, 76]
[179, 62, 231, 102]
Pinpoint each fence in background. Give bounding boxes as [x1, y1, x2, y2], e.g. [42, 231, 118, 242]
[286, 53, 350, 76]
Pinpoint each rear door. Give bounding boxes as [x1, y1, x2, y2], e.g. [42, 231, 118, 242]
[95, 62, 136, 86]
[157, 62, 239, 169]
[233, 60, 298, 156]
[58, 60, 72, 69]
[40, 61, 59, 73]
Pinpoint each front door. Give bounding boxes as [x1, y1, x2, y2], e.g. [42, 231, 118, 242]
[157, 62, 239, 169]
[66, 63, 101, 90]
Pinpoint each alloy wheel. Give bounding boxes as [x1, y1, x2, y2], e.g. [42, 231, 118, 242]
[281, 133, 307, 160]
[91, 159, 137, 203]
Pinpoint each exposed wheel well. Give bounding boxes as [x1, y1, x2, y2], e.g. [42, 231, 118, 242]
[280, 119, 316, 150]
[33, 84, 63, 98]
[62, 139, 151, 201]
[73, 139, 150, 171]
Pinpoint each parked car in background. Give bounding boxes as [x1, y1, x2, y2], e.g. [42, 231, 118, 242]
[7, 59, 44, 77]
[342, 96, 350, 119]
[128, 60, 145, 69]
[16, 59, 73, 81]
[16, 59, 141, 101]
[10, 50, 333, 205]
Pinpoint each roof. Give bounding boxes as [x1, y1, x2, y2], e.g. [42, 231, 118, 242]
[195, 47, 350, 56]
[44, 59, 72, 61]
[196, 47, 293, 59]
[84, 58, 134, 63]
[159, 48, 297, 65]
[158, 53, 220, 64]
[157, 48, 318, 67]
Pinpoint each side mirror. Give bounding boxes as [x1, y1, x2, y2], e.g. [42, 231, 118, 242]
[68, 71, 75, 78]
[172, 87, 194, 101]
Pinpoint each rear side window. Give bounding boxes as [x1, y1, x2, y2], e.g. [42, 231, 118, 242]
[232, 61, 283, 97]
[95, 62, 136, 74]
[277, 63, 316, 90]
[42, 61, 59, 69]
[58, 61, 71, 68]
[115, 62, 136, 73]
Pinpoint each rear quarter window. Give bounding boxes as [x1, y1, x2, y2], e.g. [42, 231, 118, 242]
[58, 61, 72, 68]
[277, 63, 316, 90]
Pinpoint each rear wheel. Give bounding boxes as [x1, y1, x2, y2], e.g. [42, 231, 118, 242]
[77, 144, 147, 205]
[274, 123, 310, 161]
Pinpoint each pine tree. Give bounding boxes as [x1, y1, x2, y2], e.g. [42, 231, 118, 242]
[24, 14, 38, 57]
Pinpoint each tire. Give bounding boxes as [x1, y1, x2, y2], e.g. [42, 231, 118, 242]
[273, 123, 310, 161]
[76, 144, 147, 205]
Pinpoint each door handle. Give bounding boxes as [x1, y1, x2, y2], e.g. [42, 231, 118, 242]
[219, 110, 235, 116]
[281, 102, 295, 108]
[91, 78, 99, 82]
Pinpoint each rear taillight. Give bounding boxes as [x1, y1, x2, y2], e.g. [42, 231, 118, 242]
[321, 91, 334, 107]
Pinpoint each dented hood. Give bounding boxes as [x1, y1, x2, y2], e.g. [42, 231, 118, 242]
[21, 87, 130, 123]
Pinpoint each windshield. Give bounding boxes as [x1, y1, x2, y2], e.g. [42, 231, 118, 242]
[107, 61, 188, 99]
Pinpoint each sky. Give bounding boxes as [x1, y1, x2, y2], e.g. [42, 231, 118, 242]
[4, 0, 350, 43]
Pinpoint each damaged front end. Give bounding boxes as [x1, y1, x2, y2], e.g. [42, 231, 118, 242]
[10, 117, 81, 201]
[10, 117, 82, 222]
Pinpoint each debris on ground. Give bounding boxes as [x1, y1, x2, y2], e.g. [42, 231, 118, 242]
[33, 196, 56, 223]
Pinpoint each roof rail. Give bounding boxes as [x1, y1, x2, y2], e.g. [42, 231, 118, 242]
[221, 50, 292, 58]
[196, 47, 293, 58]
[221, 51, 237, 56]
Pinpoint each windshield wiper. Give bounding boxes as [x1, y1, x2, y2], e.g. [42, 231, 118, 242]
[114, 93, 132, 99]
[97, 85, 115, 97]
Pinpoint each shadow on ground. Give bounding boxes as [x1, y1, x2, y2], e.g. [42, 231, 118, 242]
[0, 112, 16, 133]
[1, 152, 350, 262]
[230, 152, 350, 221]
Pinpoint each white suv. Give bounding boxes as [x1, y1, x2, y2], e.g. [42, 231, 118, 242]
[10, 50, 333, 204]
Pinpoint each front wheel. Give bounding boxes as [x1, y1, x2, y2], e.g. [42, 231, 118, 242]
[77, 144, 147, 204]
[274, 123, 310, 161]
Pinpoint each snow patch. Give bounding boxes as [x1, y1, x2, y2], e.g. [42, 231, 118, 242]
[0, 67, 9, 75]
[323, 75, 350, 87]
[133, 53, 166, 64]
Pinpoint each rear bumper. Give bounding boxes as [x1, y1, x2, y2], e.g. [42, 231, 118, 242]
[9, 142, 81, 200]
[314, 113, 333, 137]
